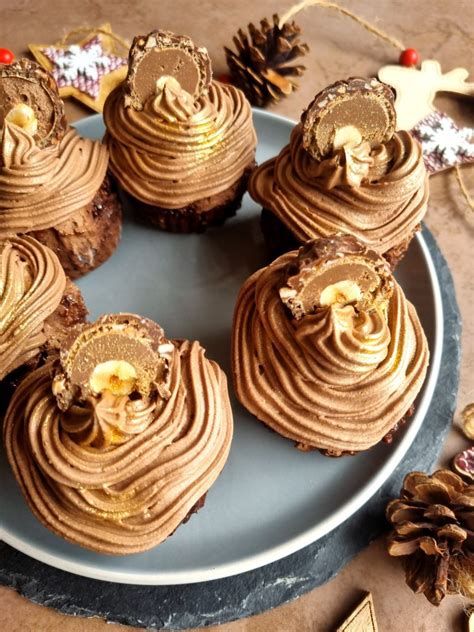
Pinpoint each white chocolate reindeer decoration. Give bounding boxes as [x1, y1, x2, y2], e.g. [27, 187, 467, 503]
[379, 60, 474, 175]
[378, 60, 474, 131]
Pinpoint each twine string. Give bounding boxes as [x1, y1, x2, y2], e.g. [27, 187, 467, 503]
[279, 0, 405, 51]
[454, 165, 474, 212]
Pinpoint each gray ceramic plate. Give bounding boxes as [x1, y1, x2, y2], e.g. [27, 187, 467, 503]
[0, 110, 442, 585]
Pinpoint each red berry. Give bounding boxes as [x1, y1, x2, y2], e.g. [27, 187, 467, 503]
[399, 48, 420, 67]
[0, 48, 14, 64]
[216, 73, 232, 84]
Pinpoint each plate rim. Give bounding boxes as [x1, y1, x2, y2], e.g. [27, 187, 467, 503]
[0, 109, 443, 585]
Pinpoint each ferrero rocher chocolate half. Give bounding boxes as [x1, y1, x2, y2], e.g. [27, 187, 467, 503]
[0, 58, 66, 148]
[301, 77, 396, 160]
[52, 314, 175, 410]
[279, 234, 393, 320]
[124, 30, 212, 109]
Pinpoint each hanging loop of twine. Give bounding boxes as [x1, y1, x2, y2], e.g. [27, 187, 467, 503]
[455, 165, 474, 212]
[279, 0, 405, 51]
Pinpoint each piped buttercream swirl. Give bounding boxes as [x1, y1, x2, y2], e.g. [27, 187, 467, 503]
[232, 250, 429, 453]
[103, 81, 256, 208]
[249, 125, 428, 253]
[152, 76, 196, 123]
[0, 123, 109, 237]
[4, 339, 233, 554]
[307, 141, 392, 189]
[60, 390, 157, 450]
[0, 236, 66, 381]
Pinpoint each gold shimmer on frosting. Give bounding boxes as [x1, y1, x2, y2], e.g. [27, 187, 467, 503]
[60, 391, 158, 449]
[4, 314, 233, 555]
[249, 125, 428, 253]
[232, 239, 429, 453]
[0, 236, 66, 381]
[0, 123, 109, 237]
[103, 81, 256, 208]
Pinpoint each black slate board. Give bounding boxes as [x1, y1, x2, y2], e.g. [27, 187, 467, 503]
[0, 227, 462, 629]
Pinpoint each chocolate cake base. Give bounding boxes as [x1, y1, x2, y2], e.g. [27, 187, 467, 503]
[316, 406, 416, 457]
[0, 279, 87, 415]
[169, 494, 207, 538]
[261, 208, 419, 270]
[182, 494, 207, 524]
[383, 229, 420, 269]
[260, 207, 300, 258]
[122, 163, 255, 234]
[42, 279, 89, 347]
[30, 173, 122, 280]
[261, 405, 417, 458]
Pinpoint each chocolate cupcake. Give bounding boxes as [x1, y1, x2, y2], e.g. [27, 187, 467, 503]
[232, 234, 429, 456]
[249, 77, 429, 268]
[0, 58, 122, 279]
[4, 314, 233, 554]
[104, 30, 257, 233]
[0, 236, 87, 410]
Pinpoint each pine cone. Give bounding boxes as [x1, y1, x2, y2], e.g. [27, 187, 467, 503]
[386, 470, 474, 606]
[224, 14, 309, 107]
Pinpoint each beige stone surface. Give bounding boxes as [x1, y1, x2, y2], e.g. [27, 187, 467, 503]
[0, 0, 472, 630]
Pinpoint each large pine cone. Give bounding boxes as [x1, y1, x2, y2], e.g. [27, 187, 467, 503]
[386, 470, 474, 605]
[224, 14, 309, 107]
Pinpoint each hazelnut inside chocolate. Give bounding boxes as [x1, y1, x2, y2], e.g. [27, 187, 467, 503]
[133, 48, 201, 102]
[5, 103, 38, 135]
[279, 235, 394, 320]
[89, 360, 138, 397]
[124, 30, 212, 110]
[53, 314, 175, 410]
[301, 77, 396, 160]
[294, 260, 381, 310]
[0, 59, 66, 147]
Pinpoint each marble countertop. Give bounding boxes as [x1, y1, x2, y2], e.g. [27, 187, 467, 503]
[0, 0, 472, 630]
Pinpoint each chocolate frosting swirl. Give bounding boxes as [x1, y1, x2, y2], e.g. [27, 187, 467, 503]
[152, 77, 196, 123]
[0, 236, 66, 381]
[249, 125, 428, 253]
[60, 391, 157, 450]
[232, 250, 429, 453]
[4, 339, 233, 554]
[0, 123, 109, 237]
[103, 81, 256, 208]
